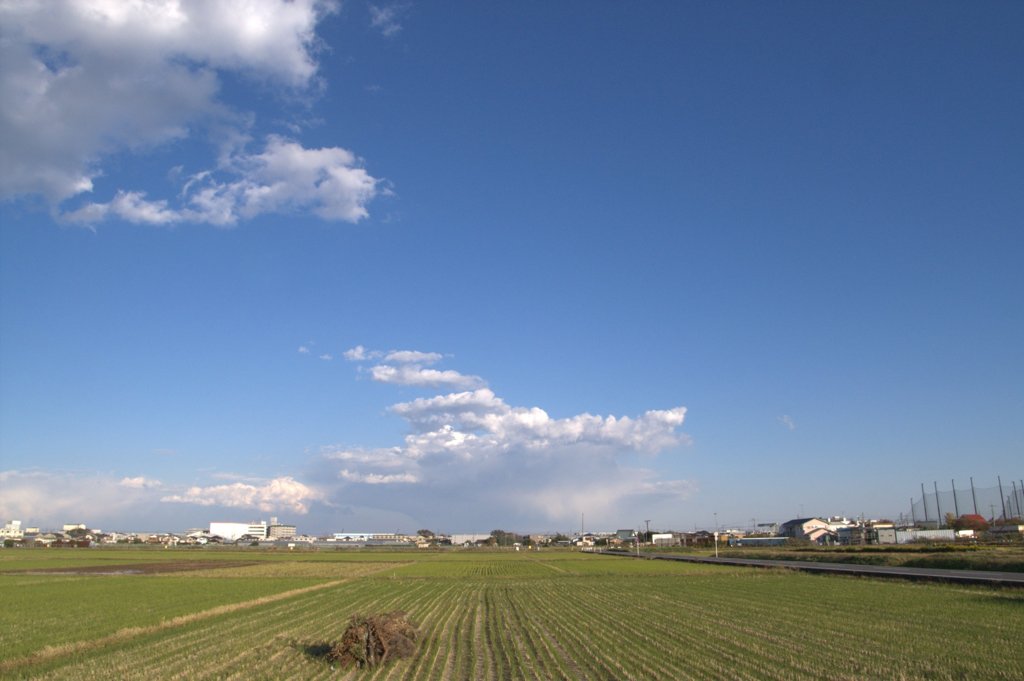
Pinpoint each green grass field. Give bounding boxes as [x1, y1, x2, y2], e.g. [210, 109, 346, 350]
[1, 547, 1021, 680]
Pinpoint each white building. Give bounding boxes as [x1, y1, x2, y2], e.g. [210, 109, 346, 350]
[450, 533, 492, 545]
[1, 520, 24, 539]
[210, 521, 267, 541]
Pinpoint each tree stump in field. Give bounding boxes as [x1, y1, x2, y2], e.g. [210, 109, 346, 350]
[327, 611, 417, 669]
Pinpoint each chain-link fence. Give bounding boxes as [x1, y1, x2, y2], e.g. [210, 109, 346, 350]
[909, 479, 1023, 526]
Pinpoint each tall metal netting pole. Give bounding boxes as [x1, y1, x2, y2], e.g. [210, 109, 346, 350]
[998, 476, 1007, 520]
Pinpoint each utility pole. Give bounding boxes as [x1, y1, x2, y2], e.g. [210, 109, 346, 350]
[644, 520, 651, 546]
[921, 483, 930, 524]
[970, 477, 978, 516]
[951, 479, 960, 518]
[934, 481, 942, 526]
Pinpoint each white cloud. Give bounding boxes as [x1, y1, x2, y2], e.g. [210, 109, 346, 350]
[339, 469, 418, 484]
[778, 415, 797, 431]
[369, 364, 485, 389]
[319, 353, 333, 361]
[343, 345, 373, 361]
[119, 476, 163, 489]
[62, 136, 381, 226]
[0, 469, 164, 529]
[323, 446, 410, 468]
[352, 346, 482, 389]
[298, 345, 310, 354]
[61, 190, 182, 226]
[1, 0, 332, 203]
[383, 350, 443, 365]
[1, 1, 383, 228]
[323, 350, 694, 527]
[160, 475, 323, 514]
[369, 4, 408, 37]
[390, 387, 687, 455]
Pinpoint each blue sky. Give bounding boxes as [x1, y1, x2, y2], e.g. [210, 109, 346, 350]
[1, 1, 1021, 534]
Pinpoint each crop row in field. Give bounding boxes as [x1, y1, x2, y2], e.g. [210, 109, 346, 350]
[0, 574, 330, 661]
[4, 550, 1023, 680]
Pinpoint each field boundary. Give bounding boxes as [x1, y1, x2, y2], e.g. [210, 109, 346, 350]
[592, 550, 1024, 587]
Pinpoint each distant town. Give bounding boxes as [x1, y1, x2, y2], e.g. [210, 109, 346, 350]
[3, 509, 1022, 551]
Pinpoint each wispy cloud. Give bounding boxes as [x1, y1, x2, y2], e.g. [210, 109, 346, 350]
[384, 350, 443, 364]
[368, 363, 484, 389]
[298, 345, 311, 354]
[339, 470, 418, 484]
[346, 345, 483, 389]
[343, 345, 380, 361]
[369, 3, 409, 37]
[778, 415, 797, 431]
[319, 353, 334, 361]
[119, 476, 163, 489]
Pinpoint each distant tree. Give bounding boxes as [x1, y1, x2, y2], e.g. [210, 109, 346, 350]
[416, 529, 435, 538]
[951, 514, 989, 531]
[552, 533, 569, 543]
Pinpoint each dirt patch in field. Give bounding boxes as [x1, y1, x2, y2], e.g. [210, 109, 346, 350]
[15, 560, 258, 575]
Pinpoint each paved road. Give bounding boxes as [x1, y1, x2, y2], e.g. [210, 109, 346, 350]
[596, 550, 1024, 587]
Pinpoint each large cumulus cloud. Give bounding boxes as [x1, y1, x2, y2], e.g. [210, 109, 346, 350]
[328, 348, 695, 528]
[0, 0, 381, 226]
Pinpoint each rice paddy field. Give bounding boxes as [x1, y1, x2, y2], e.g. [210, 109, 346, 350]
[1, 547, 1022, 680]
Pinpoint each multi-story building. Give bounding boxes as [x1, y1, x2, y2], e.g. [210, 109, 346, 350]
[209, 521, 268, 541]
[268, 523, 297, 539]
[1, 520, 24, 539]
